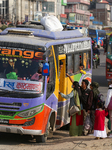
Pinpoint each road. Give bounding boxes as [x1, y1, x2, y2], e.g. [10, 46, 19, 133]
[92, 49, 108, 99]
[0, 49, 111, 150]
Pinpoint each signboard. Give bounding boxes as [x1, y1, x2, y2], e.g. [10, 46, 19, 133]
[57, 40, 91, 54]
[60, 14, 67, 18]
[0, 79, 42, 93]
[69, 13, 75, 23]
[61, 0, 67, 6]
[0, 48, 43, 60]
[64, 40, 91, 54]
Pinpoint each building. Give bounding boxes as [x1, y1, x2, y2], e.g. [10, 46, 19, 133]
[0, 0, 8, 20]
[65, 0, 90, 26]
[36, 0, 67, 23]
[93, 0, 112, 26]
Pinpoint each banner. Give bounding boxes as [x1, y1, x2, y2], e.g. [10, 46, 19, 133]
[0, 79, 42, 93]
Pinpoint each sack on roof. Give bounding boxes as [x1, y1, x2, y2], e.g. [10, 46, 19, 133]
[41, 15, 63, 32]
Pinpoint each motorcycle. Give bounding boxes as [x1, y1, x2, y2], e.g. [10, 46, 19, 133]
[93, 53, 98, 69]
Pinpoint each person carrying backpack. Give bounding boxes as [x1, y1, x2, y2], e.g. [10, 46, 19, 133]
[90, 82, 100, 133]
[90, 82, 100, 110]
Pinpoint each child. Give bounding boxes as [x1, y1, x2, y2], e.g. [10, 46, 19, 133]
[94, 102, 108, 139]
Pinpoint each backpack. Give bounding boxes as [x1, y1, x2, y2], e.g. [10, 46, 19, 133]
[97, 93, 105, 109]
[92, 93, 105, 110]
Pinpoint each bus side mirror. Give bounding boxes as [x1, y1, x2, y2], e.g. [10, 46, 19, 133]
[42, 63, 49, 76]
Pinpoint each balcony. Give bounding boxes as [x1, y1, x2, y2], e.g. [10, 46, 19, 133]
[67, 0, 90, 5]
[65, 5, 90, 16]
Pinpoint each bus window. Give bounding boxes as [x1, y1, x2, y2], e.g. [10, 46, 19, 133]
[47, 56, 55, 99]
[83, 52, 87, 69]
[74, 53, 80, 73]
[88, 51, 91, 69]
[83, 51, 91, 70]
[67, 54, 74, 75]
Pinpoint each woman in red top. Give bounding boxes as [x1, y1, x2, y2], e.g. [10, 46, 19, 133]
[94, 102, 108, 139]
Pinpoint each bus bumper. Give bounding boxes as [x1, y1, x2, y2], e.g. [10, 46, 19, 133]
[0, 125, 42, 135]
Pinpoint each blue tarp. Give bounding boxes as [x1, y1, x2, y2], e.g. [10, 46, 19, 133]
[0, 27, 83, 40]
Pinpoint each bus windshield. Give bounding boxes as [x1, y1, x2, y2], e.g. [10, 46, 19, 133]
[0, 47, 44, 95]
[98, 30, 106, 37]
[88, 29, 96, 38]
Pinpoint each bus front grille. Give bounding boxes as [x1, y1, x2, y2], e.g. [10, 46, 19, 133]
[0, 111, 16, 116]
[0, 102, 22, 107]
[0, 102, 22, 111]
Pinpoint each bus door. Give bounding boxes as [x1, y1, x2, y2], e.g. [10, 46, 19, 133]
[57, 54, 66, 126]
[58, 55, 66, 101]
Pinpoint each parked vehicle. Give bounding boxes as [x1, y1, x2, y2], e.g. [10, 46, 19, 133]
[88, 28, 106, 47]
[0, 28, 92, 143]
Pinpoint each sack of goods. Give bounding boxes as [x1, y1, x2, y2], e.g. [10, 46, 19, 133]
[41, 15, 63, 32]
[83, 114, 92, 131]
[69, 105, 80, 116]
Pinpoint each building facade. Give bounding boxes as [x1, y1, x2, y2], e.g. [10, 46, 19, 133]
[65, 0, 90, 26]
[0, 0, 8, 20]
[93, 0, 112, 26]
[36, 0, 67, 22]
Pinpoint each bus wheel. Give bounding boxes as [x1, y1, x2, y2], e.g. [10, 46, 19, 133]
[35, 122, 50, 143]
[35, 134, 47, 143]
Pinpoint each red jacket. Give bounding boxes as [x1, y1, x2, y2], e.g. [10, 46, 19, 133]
[94, 109, 108, 131]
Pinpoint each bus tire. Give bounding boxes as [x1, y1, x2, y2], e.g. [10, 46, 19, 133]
[35, 122, 50, 143]
[35, 134, 47, 143]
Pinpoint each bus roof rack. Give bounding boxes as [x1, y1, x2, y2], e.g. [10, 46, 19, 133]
[0, 28, 83, 40]
[7, 29, 34, 35]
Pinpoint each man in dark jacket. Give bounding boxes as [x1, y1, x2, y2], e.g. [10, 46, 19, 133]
[81, 79, 93, 135]
[81, 79, 93, 112]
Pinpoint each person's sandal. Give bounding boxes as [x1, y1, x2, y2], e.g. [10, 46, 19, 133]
[95, 137, 100, 140]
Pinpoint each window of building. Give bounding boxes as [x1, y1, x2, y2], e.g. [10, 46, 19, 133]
[42, 2, 54, 12]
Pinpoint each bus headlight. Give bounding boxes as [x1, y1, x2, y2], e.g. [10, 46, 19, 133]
[17, 105, 43, 118]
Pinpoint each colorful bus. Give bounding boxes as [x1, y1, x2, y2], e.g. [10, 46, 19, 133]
[88, 28, 106, 47]
[106, 36, 112, 81]
[102, 26, 112, 36]
[0, 28, 92, 142]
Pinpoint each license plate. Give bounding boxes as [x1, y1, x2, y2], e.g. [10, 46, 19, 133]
[0, 119, 9, 124]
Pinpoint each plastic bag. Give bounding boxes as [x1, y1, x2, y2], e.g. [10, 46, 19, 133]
[41, 15, 63, 32]
[83, 114, 92, 131]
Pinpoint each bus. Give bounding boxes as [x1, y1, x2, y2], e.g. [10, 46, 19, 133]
[0, 28, 92, 143]
[88, 28, 106, 47]
[102, 26, 112, 36]
[106, 36, 112, 81]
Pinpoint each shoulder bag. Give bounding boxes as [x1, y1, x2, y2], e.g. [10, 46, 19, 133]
[69, 91, 80, 116]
